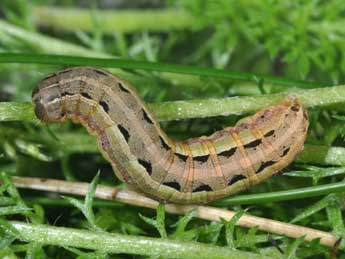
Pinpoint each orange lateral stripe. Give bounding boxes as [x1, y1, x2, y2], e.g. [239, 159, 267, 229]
[229, 130, 258, 187]
[205, 140, 226, 188]
[181, 143, 193, 193]
[158, 140, 176, 185]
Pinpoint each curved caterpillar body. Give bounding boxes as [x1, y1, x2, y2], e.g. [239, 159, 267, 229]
[32, 67, 308, 204]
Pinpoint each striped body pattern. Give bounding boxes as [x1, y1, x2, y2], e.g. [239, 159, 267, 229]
[32, 67, 309, 204]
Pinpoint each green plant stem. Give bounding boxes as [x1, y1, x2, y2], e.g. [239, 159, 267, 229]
[1, 84, 344, 122]
[0, 20, 321, 89]
[0, 52, 320, 88]
[33, 6, 195, 33]
[0, 102, 37, 122]
[214, 181, 345, 206]
[0, 206, 31, 216]
[10, 221, 272, 259]
[0, 197, 16, 206]
[0, 20, 207, 89]
[0, 20, 157, 88]
[0, 21, 107, 58]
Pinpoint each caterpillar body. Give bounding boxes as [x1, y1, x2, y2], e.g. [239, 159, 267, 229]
[32, 67, 309, 204]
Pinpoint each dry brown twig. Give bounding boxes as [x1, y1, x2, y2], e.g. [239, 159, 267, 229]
[12, 176, 341, 248]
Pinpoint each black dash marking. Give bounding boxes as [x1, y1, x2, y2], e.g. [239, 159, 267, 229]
[118, 82, 130, 93]
[61, 91, 73, 97]
[290, 105, 300, 112]
[193, 184, 213, 192]
[264, 130, 275, 138]
[229, 175, 246, 185]
[81, 92, 92, 99]
[142, 109, 154, 124]
[138, 159, 152, 175]
[244, 139, 262, 149]
[94, 69, 108, 76]
[193, 155, 209, 163]
[159, 136, 171, 151]
[256, 160, 276, 174]
[99, 101, 109, 113]
[117, 124, 130, 142]
[281, 147, 290, 157]
[163, 181, 181, 191]
[218, 147, 237, 158]
[175, 153, 189, 162]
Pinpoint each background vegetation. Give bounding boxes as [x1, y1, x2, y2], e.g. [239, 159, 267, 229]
[1, 0, 345, 258]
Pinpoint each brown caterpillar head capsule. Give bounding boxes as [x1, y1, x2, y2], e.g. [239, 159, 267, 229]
[32, 77, 64, 122]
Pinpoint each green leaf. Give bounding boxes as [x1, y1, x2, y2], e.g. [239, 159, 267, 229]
[25, 242, 44, 259]
[0, 173, 23, 204]
[290, 194, 338, 223]
[198, 222, 223, 244]
[170, 209, 195, 240]
[284, 236, 305, 259]
[0, 183, 9, 195]
[0, 218, 20, 249]
[0, 206, 32, 216]
[64, 246, 109, 259]
[0, 235, 16, 250]
[62, 196, 84, 213]
[62, 171, 101, 230]
[3, 142, 16, 160]
[236, 226, 259, 251]
[15, 139, 53, 162]
[0, 246, 17, 259]
[32, 204, 44, 224]
[0, 197, 15, 206]
[326, 204, 345, 236]
[332, 115, 345, 121]
[85, 170, 99, 220]
[284, 166, 345, 185]
[222, 209, 245, 249]
[139, 203, 167, 238]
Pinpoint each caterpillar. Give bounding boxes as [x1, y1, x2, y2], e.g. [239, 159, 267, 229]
[32, 67, 309, 204]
